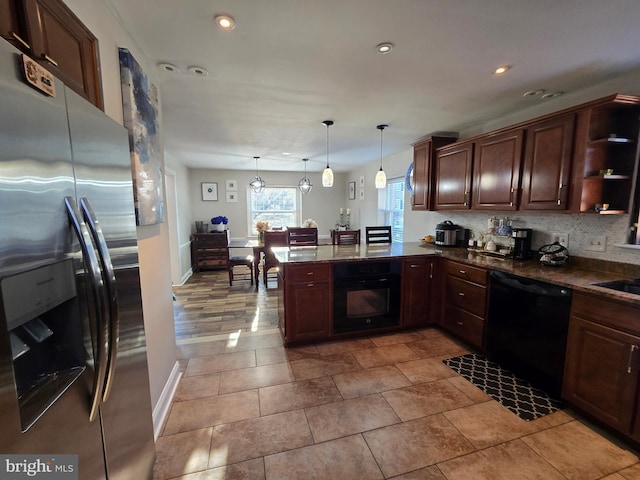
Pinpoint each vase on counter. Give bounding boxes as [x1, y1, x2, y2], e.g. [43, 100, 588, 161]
[258, 231, 264, 244]
[213, 223, 224, 232]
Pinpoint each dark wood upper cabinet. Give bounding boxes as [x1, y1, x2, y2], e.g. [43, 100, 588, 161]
[571, 96, 640, 214]
[434, 141, 474, 210]
[0, 0, 28, 50]
[472, 129, 523, 210]
[412, 136, 456, 210]
[1, 0, 102, 109]
[520, 114, 576, 210]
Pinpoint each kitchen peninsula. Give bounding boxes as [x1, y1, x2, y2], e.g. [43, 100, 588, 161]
[273, 243, 640, 347]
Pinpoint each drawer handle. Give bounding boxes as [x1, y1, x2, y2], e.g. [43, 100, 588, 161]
[628, 345, 638, 373]
[410, 264, 419, 268]
[306, 272, 315, 275]
[458, 292, 465, 297]
[429, 263, 433, 279]
[459, 269, 466, 274]
[456, 321, 463, 326]
[307, 282, 314, 287]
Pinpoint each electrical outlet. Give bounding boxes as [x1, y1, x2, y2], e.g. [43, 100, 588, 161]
[585, 235, 606, 252]
[552, 232, 569, 249]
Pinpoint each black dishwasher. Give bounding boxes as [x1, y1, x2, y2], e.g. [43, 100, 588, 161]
[486, 270, 572, 398]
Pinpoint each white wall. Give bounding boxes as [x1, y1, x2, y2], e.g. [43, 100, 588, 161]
[187, 168, 348, 238]
[62, 0, 177, 408]
[165, 152, 193, 284]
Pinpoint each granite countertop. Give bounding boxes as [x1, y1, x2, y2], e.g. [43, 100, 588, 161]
[272, 242, 640, 307]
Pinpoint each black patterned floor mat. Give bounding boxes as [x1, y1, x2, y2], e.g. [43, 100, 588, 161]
[443, 353, 564, 421]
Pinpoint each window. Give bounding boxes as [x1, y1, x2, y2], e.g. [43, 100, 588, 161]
[380, 177, 404, 242]
[248, 186, 299, 235]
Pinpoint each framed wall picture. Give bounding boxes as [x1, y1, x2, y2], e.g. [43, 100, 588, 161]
[348, 181, 356, 200]
[226, 191, 238, 202]
[226, 179, 238, 191]
[201, 182, 218, 201]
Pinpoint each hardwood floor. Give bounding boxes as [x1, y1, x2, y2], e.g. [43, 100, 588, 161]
[173, 270, 279, 340]
[158, 270, 640, 479]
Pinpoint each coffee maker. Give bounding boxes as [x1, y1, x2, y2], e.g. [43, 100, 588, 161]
[511, 228, 533, 260]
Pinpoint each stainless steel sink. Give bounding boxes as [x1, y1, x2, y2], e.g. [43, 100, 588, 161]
[592, 279, 640, 295]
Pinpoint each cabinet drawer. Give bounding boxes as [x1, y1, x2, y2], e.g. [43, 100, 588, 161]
[446, 276, 487, 317]
[195, 234, 228, 247]
[446, 261, 487, 285]
[443, 304, 485, 348]
[571, 292, 640, 335]
[286, 263, 331, 283]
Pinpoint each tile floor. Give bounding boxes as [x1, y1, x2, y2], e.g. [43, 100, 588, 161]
[157, 271, 640, 479]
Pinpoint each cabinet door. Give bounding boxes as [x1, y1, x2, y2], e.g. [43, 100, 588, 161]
[563, 316, 640, 433]
[412, 140, 431, 210]
[23, 0, 102, 109]
[434, 142, 473, 210]
[285, 282, 332, 343]
[402, 258, 430, 327]
[521, 114, 575, 210]
[0, 0, 28, 50]
[473, 129, 523, 210]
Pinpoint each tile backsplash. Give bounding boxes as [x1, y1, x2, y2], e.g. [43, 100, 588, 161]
[424, 212, 640, 265]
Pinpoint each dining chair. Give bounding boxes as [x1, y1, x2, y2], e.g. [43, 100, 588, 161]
[365, 226, 392, 244]
[333, 229, 361, 245]
[287, 227, 318, 246]
[228, 253, 254, 286]
[262, 230, 289, 286]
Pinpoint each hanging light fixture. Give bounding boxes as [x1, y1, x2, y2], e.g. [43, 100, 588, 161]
[321, 120, 334, 187]
[375, 124, 388, 189]
[298, 158, 313, 194]
[249, 156, 265, 193]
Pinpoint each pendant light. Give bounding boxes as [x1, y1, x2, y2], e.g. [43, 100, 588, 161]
[375, 124, 388, 189]
[249, 156, 265, 193]
[298, 158, 313, 194]
[321, 120, 334, 187]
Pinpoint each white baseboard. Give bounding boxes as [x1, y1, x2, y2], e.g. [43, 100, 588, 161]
[152, 361, 182, 440]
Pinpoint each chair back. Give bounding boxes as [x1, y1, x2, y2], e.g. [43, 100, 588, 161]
[287, 227, 318, 246]
[264, 230, 288, 255]
[262, 229, 289, 286]
[365, 226, 392, 244]
[333, 229, 360, 245]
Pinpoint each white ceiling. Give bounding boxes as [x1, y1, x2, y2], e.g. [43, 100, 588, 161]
[106, 0, 640, 174]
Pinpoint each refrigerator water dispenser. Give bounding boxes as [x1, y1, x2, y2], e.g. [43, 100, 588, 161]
[1, 259, 86, 431]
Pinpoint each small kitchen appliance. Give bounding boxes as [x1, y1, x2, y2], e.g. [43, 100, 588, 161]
[435, 220, 461, 246]
[511, 228, 533, 259]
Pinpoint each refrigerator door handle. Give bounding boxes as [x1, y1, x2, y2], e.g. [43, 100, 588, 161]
[65, 196, 109, 422]
[80, 198, 120, 402]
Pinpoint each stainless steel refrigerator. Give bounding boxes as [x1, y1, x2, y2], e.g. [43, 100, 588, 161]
[0, 39, 155, 479]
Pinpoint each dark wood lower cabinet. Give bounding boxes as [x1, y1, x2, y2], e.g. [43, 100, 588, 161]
[280, 263, 332, 344]
[563, 292, 640, 441]
[402, 257, 439, 327]
[440, 260, 487, 349]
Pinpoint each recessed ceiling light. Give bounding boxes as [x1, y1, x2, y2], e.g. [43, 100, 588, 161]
[282, 152, 291, 156]
[214, 14, 236, 30]
[493, 65, 512, 75]
[158, 62, 180, 73]
[376, 42, 394, 54]
[188, 66, 209, 77]
[541, 91, 564, 100]
[523, 89, 546, 97]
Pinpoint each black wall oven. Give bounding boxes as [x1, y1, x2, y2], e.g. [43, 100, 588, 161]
[333, 260, 401, 333]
